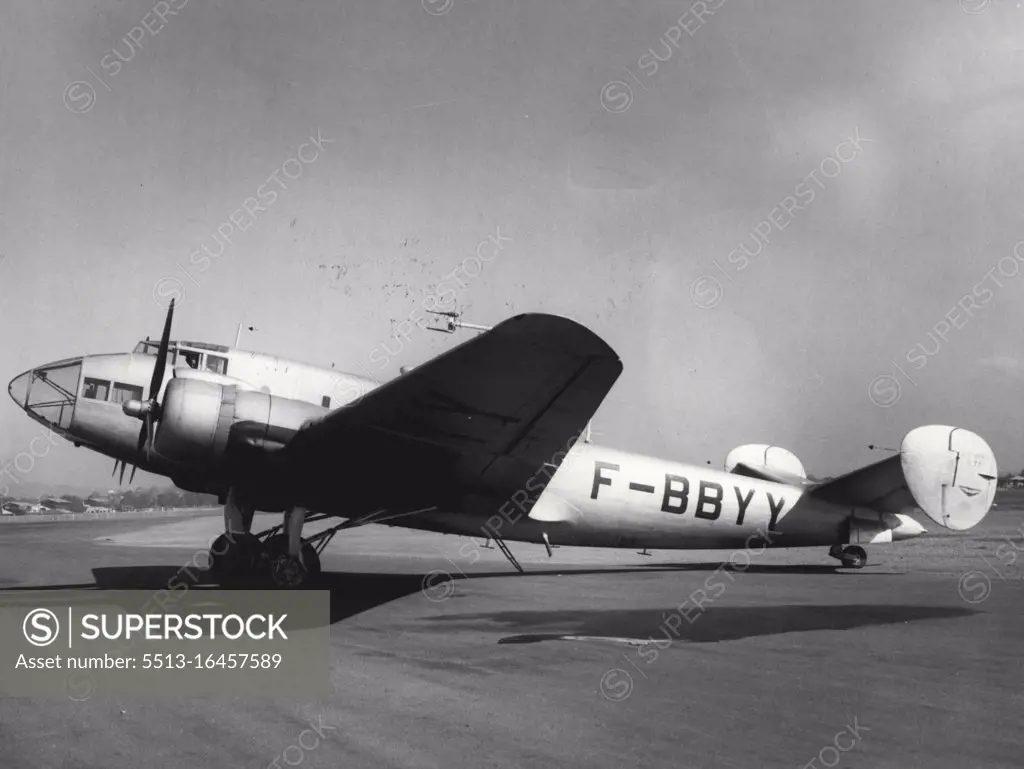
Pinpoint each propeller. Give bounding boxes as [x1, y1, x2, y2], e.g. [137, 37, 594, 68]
[122, 299, 175, 472]
[111, 458, 137, 486]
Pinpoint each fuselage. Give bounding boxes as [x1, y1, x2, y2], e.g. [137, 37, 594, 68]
[404, 442, 887, 550]
[7, 340, 923, 550]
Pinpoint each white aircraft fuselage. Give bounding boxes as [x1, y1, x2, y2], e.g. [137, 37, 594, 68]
[7, 338, 925, 552]
[407, 441, 926, 550]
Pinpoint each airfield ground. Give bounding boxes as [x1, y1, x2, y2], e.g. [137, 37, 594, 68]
[0, 497, 1022, 769]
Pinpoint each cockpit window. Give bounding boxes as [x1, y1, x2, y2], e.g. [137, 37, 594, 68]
[83, 378, 110, 401]
[181, 351, 201, 370]
[205, 355, 228, 375]
[134, 340, 179, 355]
[110, 382, 144, 405]
[181, 341, 229, 353]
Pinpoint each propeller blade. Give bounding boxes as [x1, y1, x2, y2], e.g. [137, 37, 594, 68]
[128, 464, 137, 484]
[147, 298, 175, 402]
[136, 416, 150, 464]
[111, 459, 118, 478]
[119, 461, 127, 485]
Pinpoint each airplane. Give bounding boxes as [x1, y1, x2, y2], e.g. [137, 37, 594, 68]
[6, 301, 998, 587]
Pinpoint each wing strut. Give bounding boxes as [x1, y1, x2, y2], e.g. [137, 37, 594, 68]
[491, 532, 524, 573]
[250, 506, 438, 556]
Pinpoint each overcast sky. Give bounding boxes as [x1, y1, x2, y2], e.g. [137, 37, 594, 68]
[2, 0, 1024, 490]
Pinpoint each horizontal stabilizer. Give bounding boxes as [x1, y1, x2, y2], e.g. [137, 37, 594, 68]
[725, 444, 811, 487]
[729, 462, 814, 488]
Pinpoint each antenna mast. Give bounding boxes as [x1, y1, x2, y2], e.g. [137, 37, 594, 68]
[425, 308, 492, 334]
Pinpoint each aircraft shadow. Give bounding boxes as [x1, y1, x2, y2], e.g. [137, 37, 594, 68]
[0, 561, 909, 631]
[628, 562, 889, 575]
[87, 567, 430, 626]
[0, 567, 421, 630]
[432, 604, 982, 644]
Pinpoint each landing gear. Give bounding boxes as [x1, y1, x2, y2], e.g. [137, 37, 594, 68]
[842, 546, 867, 569]
[209, 524, 321, 588]
[829, 544, 868, 569]
[206, 490, 438, 588]
[208, 488, 261, 587]
[263, 535, 322, 587]
[208, 532, 263, 586]
[260, 533, 322, 588]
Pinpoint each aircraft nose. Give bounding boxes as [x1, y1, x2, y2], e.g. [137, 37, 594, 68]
[8, 370, 31, 409]
[7, 357, 83, 433]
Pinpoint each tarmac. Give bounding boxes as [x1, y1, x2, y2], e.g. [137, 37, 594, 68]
[0, 500, 1022, 769]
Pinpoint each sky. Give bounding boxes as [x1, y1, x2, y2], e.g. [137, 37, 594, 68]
[2, 0, 1024, 491]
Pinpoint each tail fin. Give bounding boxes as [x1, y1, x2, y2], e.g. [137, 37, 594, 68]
[901, 425, 997, 531]
[811, 425, 997, 531]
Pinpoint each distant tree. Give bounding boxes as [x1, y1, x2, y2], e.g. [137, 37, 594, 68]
[182, 490, 218, 507]
[119, 488, 151, 511]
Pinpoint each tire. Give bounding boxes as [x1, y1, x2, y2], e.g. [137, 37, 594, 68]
[208, 532, 262, 587]
[266, 536, 321, 588]
[841, 546, 867, 569]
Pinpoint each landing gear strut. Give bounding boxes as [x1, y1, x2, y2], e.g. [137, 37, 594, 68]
[208, 488, 260, 587]
[829, 544, 867, 569]
[263, 507, 322, 588]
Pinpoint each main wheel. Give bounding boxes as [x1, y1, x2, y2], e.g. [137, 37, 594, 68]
[262, 534, 321, 588]
[840, 545, 867, 569]
[208, 532, 263, 587]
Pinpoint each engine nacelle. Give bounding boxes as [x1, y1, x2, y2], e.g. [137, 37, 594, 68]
[154, 378, 328, 465]
[724, 444, 806, 479]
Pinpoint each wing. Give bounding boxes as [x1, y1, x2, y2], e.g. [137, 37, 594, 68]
[279, 313, 622, 509]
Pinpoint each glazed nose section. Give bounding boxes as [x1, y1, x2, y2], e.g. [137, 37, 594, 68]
[7, 370, 31, 408]
[7, 357, 83, 432]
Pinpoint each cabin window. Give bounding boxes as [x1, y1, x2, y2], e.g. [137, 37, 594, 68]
[83, 378, 110, 401]
[205, 355, 228, 375]
[110, 382, 144, 405]
[321, 396, 331, 408]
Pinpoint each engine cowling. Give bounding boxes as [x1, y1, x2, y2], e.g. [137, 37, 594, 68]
[153, 378, 328, 465]
[724, 444, 806, 479]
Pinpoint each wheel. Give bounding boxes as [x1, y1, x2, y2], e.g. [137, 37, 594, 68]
[255, 534, 288, 576]
[208, 532, 263, 587]
[840, 545, 867, 569]
[263, 534, 321, 588]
